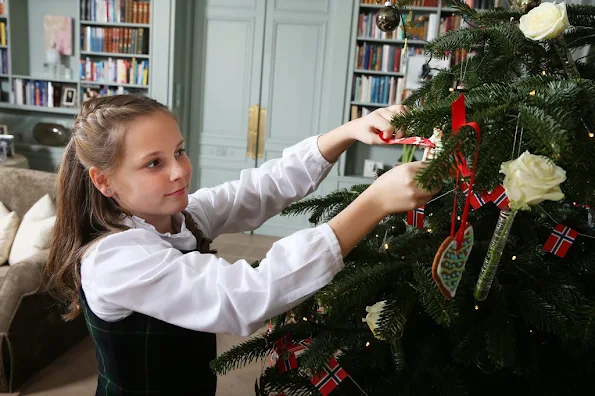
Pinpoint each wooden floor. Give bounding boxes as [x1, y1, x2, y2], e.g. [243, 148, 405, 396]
[0, 232, 279, 396]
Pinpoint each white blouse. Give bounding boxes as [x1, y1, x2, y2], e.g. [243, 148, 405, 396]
[81, 136, 344, 336]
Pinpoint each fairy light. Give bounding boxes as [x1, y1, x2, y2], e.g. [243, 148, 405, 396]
[529, 90, 536, 96]
[542, 70, 547, 75]
[384, 243, 389, 250]
[529, 329, 533, 333]
[589, 132, 594, 138]
[449, 87, 455, 92]
[303, 317, 308, 321]
[366, 342, 371, 347]
[457, 216, 461, 221]
[427, 228, 433, 233]
[474, 305, 479, 310]
[512, 255, 517, 261]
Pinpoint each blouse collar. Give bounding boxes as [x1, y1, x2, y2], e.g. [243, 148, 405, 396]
[123, 212, 191, 238]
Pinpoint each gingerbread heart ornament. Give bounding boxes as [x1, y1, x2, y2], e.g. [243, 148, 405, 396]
[432, 223, 474, 299]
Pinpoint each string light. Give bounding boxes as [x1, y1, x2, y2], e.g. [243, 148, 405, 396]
[384, 243, 389, 250]
[542, 70, 547, 75]
[427, 228, 433, 233]
[529, 90, 536, 96]
[303, 317, 308, 321]
[512, 255, 517, 261]
[449, 87, 455, 92]
[457, 216, 461, 221]
[589, 132, 594, 138]
[474, 305, 479, 310]
[366, 342, 371, 347]
[529, 329, 533, 333]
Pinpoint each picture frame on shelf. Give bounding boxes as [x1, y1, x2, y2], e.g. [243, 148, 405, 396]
[0, 125, 7, 135]
[363, 159, 384, 178]
[61, 87, 77, 107]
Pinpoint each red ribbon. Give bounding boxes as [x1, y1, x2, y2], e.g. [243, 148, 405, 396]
[451, 95, 481, 246]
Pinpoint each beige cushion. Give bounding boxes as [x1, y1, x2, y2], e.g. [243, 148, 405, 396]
[8, 194, 56, 266]
[0, 201, 8, 217]
[0, 203, 20, 265]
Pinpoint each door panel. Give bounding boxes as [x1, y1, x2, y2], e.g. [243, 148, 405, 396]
[254, 0, 353, 236]
[190, 0, 265, 188]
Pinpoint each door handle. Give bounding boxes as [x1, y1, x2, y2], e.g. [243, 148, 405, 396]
[257, 107, 266, 159]
[246, 105, 259, 160]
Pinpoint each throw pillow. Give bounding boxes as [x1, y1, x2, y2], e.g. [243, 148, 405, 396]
[0, 202, 20, 265]
[8, 194, 57, 265]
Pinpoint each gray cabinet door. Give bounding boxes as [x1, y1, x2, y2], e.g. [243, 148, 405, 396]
[253, 0, 352, 236]
[190, 0, 266, 189]
[190, 0, 353, 237]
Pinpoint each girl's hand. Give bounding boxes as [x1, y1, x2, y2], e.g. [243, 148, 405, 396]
[345, 105, 408, 145]
[364, 161, 439, 215]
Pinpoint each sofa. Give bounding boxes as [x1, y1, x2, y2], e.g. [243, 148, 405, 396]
[0, 167, 88, 392]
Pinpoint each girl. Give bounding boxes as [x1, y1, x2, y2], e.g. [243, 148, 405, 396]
[44, 95, 435, 395]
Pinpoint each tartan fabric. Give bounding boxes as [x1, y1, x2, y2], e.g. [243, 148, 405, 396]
[79, 211, 218, 395]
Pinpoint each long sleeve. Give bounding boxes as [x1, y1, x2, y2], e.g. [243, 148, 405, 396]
[186, 135, 334, 239]
[81, 224, 343, 336]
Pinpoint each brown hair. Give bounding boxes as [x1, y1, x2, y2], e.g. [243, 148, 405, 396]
[43, 94, 174, 320]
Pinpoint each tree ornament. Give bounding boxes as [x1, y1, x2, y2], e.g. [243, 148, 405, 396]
[433, 223, 474, 299]
[511, 0, 542, 13]
[473, 209, 517, 301]
[376, 1, 401, 32]
[432, 94, 481, 300]
[474, 152, 566, 300]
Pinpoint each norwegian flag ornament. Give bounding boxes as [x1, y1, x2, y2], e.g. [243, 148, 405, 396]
[543, 224, 578, 258]
[407, 206, 425, 228]
[460, 182, 489, 210]
[489, 185, 510, 210]
[309, 357, 349, 396]
[277, 351, 298, 373]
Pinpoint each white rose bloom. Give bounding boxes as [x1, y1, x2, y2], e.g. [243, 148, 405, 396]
[362, 301, 387, 340]
[500, 151, 566, 211]
[519, 2, 569, 40]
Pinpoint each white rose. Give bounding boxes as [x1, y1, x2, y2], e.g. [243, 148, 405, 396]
[519, 2, 569, 40]
[500, 151, 566, 211]
[362, 301, 386, 340]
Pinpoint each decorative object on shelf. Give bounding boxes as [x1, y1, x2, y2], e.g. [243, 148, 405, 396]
[33, 123, 71, 147]
[44, 43, 61, 78]
[0, 124, 6, 135]
[61, 87, 77, 108]
[0, 135, 14, 156]
[376, 1, 401, 33]
[363, 159, 385, 178]
[43, 16, 73, 56]
[511, 0, 542, 13]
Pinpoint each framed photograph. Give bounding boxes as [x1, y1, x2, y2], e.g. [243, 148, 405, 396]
[363, 159, 384, 178]
[61, 87, 77, 107]
[0, 125, 7, 135]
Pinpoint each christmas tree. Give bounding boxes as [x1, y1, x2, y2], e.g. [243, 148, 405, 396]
[212, 1, 595, 394]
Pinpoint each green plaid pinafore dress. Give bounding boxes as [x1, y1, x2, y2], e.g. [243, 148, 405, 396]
[79, 212, 218, 395]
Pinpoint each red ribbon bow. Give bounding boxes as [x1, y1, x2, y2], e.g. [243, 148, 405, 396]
[451, 95, 481, 246]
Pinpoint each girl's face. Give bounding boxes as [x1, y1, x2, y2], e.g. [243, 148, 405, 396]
[109, 111, 192, 227]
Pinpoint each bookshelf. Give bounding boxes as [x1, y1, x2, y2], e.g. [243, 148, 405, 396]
[341, 0, 469, 180]
[0, 0, 178, 172]
[0, 0, 152, 115]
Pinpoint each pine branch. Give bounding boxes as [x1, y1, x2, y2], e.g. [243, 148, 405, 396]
[412, 264, 456, 327]
[567, 4, 595, 27]
[484, 307, 516, 369]
[517, 104, 571, 157]
[210, 335, 269, 375]
[514, 289, 568, 336]
[376, 287, 417, 341]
